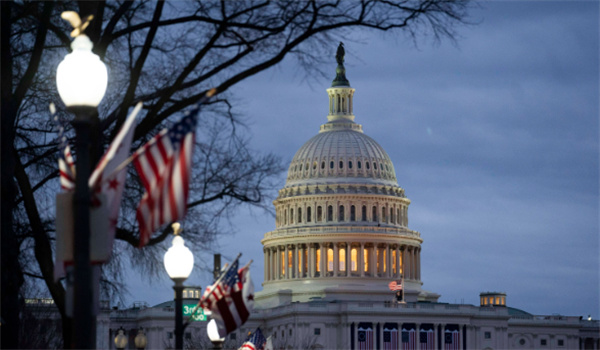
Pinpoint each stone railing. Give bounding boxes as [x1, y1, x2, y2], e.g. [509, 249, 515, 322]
[263, 225, 420, 240]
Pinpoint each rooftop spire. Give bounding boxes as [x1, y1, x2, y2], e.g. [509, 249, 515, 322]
[332, 42, 350, 87]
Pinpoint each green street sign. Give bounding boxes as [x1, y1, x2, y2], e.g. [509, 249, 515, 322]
[183, 304, 207, 322]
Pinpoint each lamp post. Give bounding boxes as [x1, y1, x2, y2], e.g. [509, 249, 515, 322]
[56, 26, 108, 349]
[114, 328, 128, 350]
[134, 328, 147, 350]
[164, 223, 194, 350]
[207, 319, 225, 350]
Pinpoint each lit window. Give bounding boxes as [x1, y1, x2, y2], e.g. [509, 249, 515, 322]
[281, 251, 285, 276]
[339, 248, 346, 271]
[288, 250, 293, 272]
[316, 248, 321, 273]
[392, 250, 397, 274]
[351, 248, 358, 271]
[364, 248, 369, 272]
[327, 248, 333, 271]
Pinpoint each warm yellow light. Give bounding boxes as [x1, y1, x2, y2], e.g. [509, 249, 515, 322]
[351, 248, 358, 271]
[339, 248, 346, 271]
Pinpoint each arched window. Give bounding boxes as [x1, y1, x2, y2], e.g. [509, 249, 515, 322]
[290, 208, 294, 224]
[305, 163, 309, 171]
[372, 206, 378, 222]
[299, 164, 302, 171]
[297, 208, 302, 223]
[350, 205, 356, 221]
[330, 161, 334, 169]
[284, 210, 287, 225]
[338, 205, 345, 221]
[366, 162, 370, 170]
[327, 205, 333, 222]
[390, 208, 394, 224]
[339, 248, 346, 271]
[317, 206, 323, 222]
[313, 161, 317, 170]
[321, 161, 325, 169]
[374, 162, 378, 170]
[349, 161, 353, 169]
[397, 208, 401, 225]
[382, 207, 387, 222]
[307, 207, 312, 223]
[339, 161, 343, 169]
[327, 248, 334, 271]
[351, 248, 358, 271]
[362, 206, 367, 221]
[358, 161, 362, 169]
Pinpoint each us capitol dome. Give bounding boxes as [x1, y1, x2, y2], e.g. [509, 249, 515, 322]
[257, 45, 440, 307]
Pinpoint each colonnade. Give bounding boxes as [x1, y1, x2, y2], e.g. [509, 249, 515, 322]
[350, 322, 467, 350]
[276, 203, 408, 228]
[264, 242, 421, 282]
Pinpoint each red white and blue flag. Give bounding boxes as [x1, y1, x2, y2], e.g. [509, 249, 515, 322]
[132, 106, 199, 246]
[444, 330, 459, 350]
[200, 258, 254, 338]
[239, 328, 266, 350]
[383, 326, 399, 350]
[56, 123, 76, 191]
[419, 329, 435, 350]
[402, 328, 416, 350]
[358, 326, 373, 350]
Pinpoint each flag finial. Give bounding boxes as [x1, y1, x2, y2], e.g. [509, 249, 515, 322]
[172, 222, 182, 236]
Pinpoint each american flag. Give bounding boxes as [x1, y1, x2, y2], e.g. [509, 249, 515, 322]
[388, 280, 403, 291]
[200, 258, 254, 338]
[383, 327, 398, 350]
[239, 328, 266, 350]
[419, 329, 435, 350]
[358, 326, 373, 350]
[402, 328, 416, 350]
[444, 330, 459, 350]
[132, 106, 199, 246]
[57, 126, 75, 191]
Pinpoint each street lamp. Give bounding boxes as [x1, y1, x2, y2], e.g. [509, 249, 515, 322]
[114, 328, 128, 350]
[134, 328, 147, 350]
[207, 319, 225, 350]
[164, 223, 194, 350]
[56, 18, 108, 349]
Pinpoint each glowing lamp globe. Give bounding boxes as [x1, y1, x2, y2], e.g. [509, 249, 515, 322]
[114, 328, 128, 349]
[163, 235, 194, 282]
[207, 319, 225, 343]
[56, 35, 107, 107]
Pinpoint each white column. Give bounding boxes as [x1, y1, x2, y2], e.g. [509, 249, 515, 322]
[395, 246, 401, 278]
[370, 245, 377, 277]
[276, 246, 281, 280]
[309, 244, 315, 278]
[334, 243, 339, 277]
[285, 245, 289, 279]
[264, 249, 268, 281]
[385, 244, 391, 278]
[359, 243, 365, 277]
[346, 243, 351, 277]
[404, 247, 410, 280]
[320, 244, 326, 276]
[416, 324, 421, 350]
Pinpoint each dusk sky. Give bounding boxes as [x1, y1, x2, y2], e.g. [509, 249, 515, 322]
[125, 2, 599, 319]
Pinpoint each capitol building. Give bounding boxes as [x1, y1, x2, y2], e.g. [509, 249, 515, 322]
[28, 51, 599, 349]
